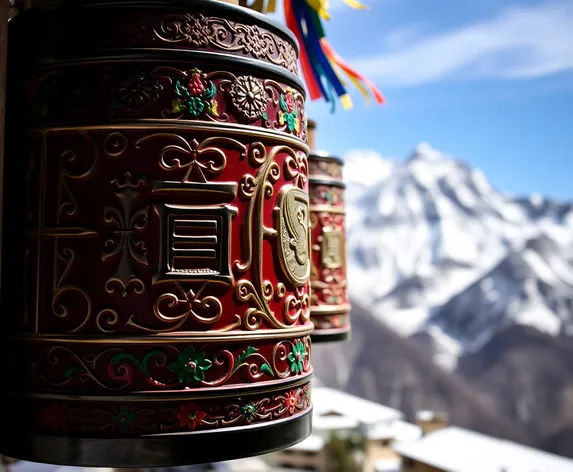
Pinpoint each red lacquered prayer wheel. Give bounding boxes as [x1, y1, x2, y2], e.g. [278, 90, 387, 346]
[0, 0, 312, 466]
[307, 121, 351, 342]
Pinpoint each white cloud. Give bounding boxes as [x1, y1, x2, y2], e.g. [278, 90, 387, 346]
[349, 1, 573, 86]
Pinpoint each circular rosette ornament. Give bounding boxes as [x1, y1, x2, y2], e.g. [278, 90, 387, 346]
[229, 75, 269, 122]
[172, 68, 219, 118]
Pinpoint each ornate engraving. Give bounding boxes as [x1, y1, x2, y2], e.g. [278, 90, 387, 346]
[308, 158, 343, 179]
[111, 69, 163, 113]
[284, 287, 311, 325]
[229, 75, 269, 122]
[154, 204, 237, 284]
[152, 13, 298, 74]
[32, 337, 310, 391]
[51, 246, 93, 333]
[276, 186, 311, 286]
[21, 382, 311, 435]
[102, 132, 129, 157]
[103, 173, 149, 298]
[284, 152, 308, 188]
[135, 133, 246, 183]
[57, 132, 100, 221]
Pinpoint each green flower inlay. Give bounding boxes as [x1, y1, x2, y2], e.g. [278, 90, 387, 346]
[169, 345, 213, 384]
[172, 68, 219, 118]
[241, 403, 259, 421]
[288, 341, 306, 374]
[113, 405, 135, 432]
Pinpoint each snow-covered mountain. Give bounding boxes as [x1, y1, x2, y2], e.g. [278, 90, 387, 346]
[344, 143, 573, 370]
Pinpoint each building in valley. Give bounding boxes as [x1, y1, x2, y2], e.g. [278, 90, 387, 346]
[395, 425, 573, 472]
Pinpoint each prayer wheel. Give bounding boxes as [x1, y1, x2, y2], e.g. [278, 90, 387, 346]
[0, 0, 313, 466]
[307, 121, 351, 342]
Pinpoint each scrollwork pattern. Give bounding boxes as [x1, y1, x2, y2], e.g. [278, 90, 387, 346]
[25, 382, 311, 435]
[151, 13, 298, 74]
[234, 144, 311, 329]
[32, 337, 310, 390]
[135, 133, 246, 183]
[96, 282, 222, 333]
[51, 246, 92, 333]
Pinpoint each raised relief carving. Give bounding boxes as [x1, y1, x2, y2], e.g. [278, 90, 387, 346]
[103, 173, 150, 297]
[135, 133, 246, 183]
[277, 186, 311, 287]
[152, 13, 298, 74]
[154, 204, 237, 284]
[229, 75, 268, 122]
[321, 230, 344, 269]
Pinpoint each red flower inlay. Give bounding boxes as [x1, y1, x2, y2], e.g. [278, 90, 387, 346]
[285, 93, 295, 113]
[42, 402, 67, 430]
[177, 402, 207, 430]
[188, 73, 205, 96]
[284, 390, 299, 415]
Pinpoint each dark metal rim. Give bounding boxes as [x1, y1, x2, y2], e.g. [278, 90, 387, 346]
[0, 373, 313, 402]
[309, 150, 344, 165]
[0, 409, 313, 467]
[309, 177, 346, 188]
[10, 49, 305, 97]
[311, 330, 351, 343]
[20, 0, 299, 56]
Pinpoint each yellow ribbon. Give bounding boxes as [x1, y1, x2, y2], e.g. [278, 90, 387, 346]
[306, 0, 331, 19]
[326, 54, 370, 108]
[265, 0, 277, 13]
[342, 0, 369, 9]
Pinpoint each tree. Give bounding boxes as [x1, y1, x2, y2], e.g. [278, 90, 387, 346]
[325, 432, 363, 472]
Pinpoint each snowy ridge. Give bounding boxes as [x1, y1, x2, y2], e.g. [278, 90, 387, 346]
[344, 143, 573, 370]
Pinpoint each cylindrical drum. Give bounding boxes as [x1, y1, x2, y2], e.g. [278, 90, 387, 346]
[1, 0, 312, 466]
[308, 151, 351, 342]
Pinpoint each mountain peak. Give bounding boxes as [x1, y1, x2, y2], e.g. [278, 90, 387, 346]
[409, 142, 447, 162]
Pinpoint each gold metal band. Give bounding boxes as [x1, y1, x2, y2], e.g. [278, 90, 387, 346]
[309, 205, 346, 214]
[17, 120, 310, 149]
[0, 325, 315, 344]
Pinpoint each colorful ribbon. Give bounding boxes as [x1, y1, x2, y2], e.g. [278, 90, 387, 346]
[241, 0, 385, 111]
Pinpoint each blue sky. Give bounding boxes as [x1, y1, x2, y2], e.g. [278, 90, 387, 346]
[273, 0, 573, 200]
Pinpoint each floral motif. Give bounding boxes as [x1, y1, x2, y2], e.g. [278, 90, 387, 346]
[153, 14, 298, 73]
[288, 340, 306, 374]
[172, 68, 218, 118]
[229, 75, 268, 122]
[178, 13, 212, 48]
[24, 382, 312, 435]
[241, 403, 259, 423]
[113, 406, 135, 431]
[114, 71, 162, 110]
[278, 88, 300, 133]
[41, 402, 66, 430]
[168, 345, 213, 384]
[178, 402, 207, 430]
[284, 390, 299, 415]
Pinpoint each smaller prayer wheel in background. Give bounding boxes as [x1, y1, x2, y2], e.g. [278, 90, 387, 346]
[307, 121, 351, 342]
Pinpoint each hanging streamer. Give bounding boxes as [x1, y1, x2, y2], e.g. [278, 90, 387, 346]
[242, 0, 385, 110]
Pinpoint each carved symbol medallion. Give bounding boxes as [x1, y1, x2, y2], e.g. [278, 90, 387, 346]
[276, 186, 311, 286]
[321, 230, 344, 269]
[155, 203, 237, 284]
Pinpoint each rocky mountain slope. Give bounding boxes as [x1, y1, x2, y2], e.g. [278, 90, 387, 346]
[344, 143, 573, 370]
[312, 302, 530, 445]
